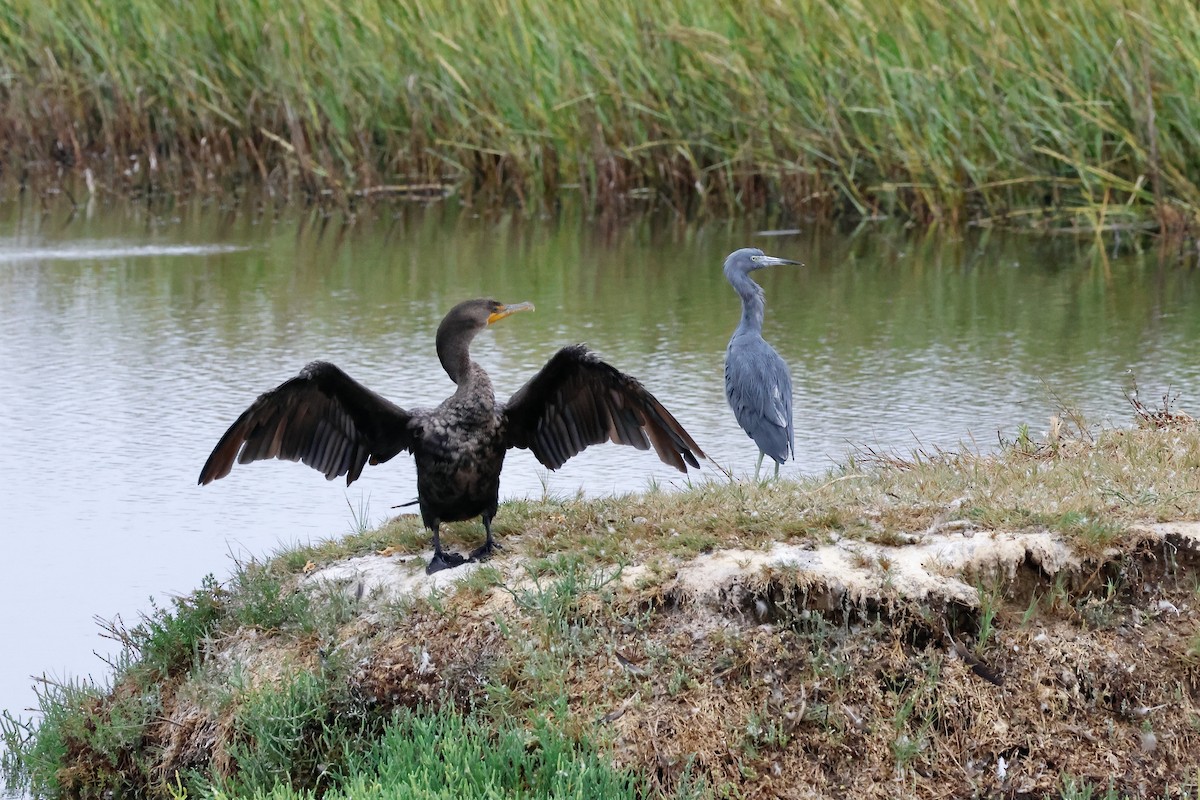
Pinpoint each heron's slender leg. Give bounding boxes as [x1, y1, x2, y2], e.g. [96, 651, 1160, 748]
[773, 459, 780, 479]
[755, 450, 765, 481]
[426, 522, 467, 574]
[469, 513, 502, 562]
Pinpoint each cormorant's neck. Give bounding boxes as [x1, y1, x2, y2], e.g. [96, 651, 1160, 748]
[726, 269, 766, 335]
[436, 325, 481, 385]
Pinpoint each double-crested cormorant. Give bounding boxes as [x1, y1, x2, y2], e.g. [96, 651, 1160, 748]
[199, 298, 705, 573]
[722, 248, 803, 479]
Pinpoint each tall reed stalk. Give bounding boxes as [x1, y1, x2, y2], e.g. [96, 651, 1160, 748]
[1, 0, 1197, 228]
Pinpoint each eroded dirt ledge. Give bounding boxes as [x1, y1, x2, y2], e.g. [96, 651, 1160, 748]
[133, 521, 1200, 799]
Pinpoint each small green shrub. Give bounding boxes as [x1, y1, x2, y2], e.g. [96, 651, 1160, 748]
[223, 707, 648, 800]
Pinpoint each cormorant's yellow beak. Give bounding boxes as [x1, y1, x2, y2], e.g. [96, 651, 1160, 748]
[487, 301, 535, 325]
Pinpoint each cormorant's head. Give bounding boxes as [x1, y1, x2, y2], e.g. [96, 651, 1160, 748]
[723, 247, 804, 280]
[436, 299, 536, 378]
[484, 298, 536, 325]
[441, 298, 535, 333]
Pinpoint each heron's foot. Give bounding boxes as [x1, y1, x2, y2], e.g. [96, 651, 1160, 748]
[425, 550, 467, 575]
[469, 539, 503, 563]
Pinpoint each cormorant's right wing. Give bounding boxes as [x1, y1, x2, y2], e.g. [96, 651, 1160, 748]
[502, 344, 704, 472]
[198, 361, 414, 487]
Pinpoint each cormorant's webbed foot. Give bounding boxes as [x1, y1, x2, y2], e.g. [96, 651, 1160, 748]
[426, 550, 467, 575]
[469, 539, 503, 563]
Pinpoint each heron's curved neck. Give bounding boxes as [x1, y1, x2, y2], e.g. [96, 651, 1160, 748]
[727, 270, 766, 335]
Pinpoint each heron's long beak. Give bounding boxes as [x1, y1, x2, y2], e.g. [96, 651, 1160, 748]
[487, 301, 535, 325]
[754, 255, 804, 268]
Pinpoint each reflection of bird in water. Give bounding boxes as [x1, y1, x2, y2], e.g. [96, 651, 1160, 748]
[722, 248, 803, 479]
[199, 298, 705, 574]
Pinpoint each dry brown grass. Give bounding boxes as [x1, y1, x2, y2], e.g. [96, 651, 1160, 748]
[276, 411, 1200, 578]
[283, 533, 1200, 798]
[11, 414, 1200, 799]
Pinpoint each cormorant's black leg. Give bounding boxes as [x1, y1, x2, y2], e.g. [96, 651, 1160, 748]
[469, 514, 502, 562]
[426, 523, 466, 574]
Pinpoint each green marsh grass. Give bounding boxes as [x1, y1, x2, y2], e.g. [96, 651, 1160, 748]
[1, 678, 122, 799]
[223, 706, 688, 800]
[2, 0, 1200, 227]
[223, 669, 361, 796]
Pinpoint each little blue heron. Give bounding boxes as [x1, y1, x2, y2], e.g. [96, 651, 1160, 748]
[722, 248, 803, 478]
[199, 298, 705, 574]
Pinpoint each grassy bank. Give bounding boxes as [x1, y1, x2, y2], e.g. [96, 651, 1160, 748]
[2, 0, 1200, 229]
[3, 399, 1200, 798]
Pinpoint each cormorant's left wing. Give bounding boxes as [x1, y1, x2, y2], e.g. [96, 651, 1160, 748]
[502, 344, 704, 472]
[198, 361, 414, 487]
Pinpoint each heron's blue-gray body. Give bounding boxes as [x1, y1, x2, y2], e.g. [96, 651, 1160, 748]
[722, 248, 800, 473]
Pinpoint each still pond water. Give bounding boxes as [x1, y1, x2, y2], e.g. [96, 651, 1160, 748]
[2, 200, 1199, 731]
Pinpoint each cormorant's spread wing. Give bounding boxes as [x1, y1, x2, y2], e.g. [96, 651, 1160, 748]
[198, 361, 414, 486]
[503, 345, 704, 472]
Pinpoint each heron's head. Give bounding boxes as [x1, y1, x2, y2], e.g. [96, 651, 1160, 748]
[723, 247, 803, 280]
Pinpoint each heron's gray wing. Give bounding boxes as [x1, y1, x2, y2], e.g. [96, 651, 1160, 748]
[502, 344, 704, 472]
[198, 361, 414, 487]
[724, 341, 794, 462]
